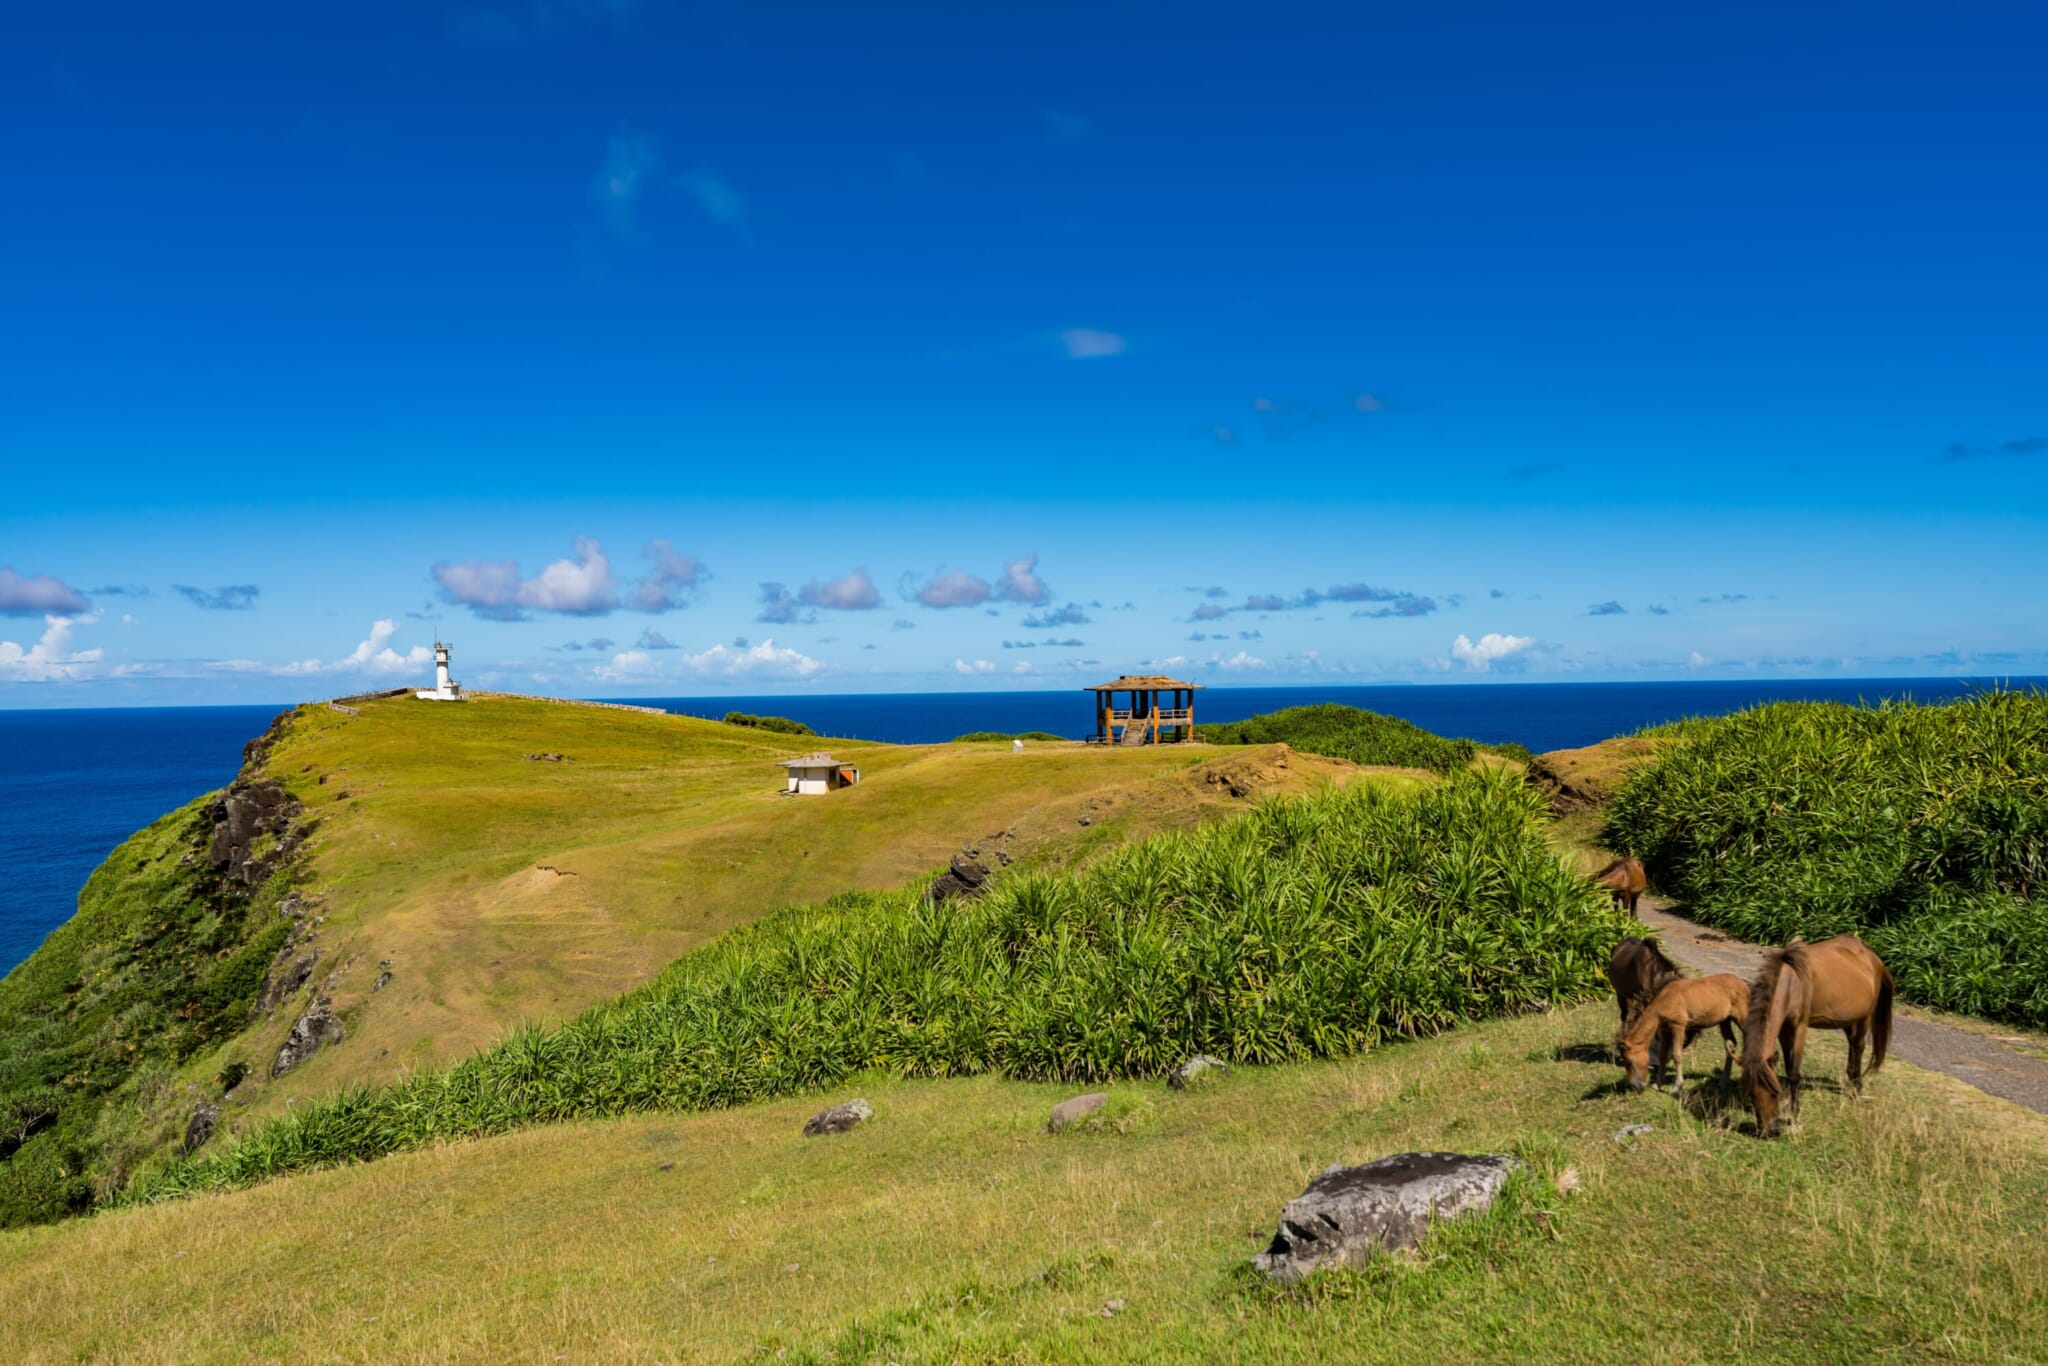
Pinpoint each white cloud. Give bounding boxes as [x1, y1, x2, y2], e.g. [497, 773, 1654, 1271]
[598, 638, 823, 682]
[594, 649, 656, 680]
[1449, 632, 1535, 672]
[1217, 651, 1268, 670]
[275, 620, 432, 677]
[1012, 661, 1033, 674]
[631, 539, 707, 612]
[0, 567, 90, 616]
[682, 638, 821, 679]
[799, 567, 881, 611]
[1059, 327, 1126, 359]
[0, 614, 102, 681]
[591, 130, 661, 234]
[1688, 650, 1711, 669]
[992, 553, 1050, 605]
[908, 569, 993, 609]
[953, 658, 996, 674]
[434, 536, 620, 620]
[678, 171, 747, 232]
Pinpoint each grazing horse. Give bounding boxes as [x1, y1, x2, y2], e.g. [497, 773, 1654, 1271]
[1608, 937, 1683, 1043]
[1741, 936, 1894, 1137]
[1618, 974, 1751, 1094]
[1593, 856, 1649, 914]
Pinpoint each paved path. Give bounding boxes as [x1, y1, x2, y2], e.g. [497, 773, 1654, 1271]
[1636, 899, 2048, 1117]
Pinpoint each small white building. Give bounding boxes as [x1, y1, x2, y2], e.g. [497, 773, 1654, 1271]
[416, 641, 466, 702]
[778, 752, 859, 795]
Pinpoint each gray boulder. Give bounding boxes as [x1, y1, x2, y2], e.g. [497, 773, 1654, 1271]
[1168, 1054, 1230, 1090]
[183, 1101, 220, 1155]
[1048, 1092, 1108, 1131]
[803, 1098, 874, 1137]
[251, 950, 318, 1020]
[1252, 1152, 1521, 1282]
[271, 999, 346, 1079]
[929, 851, 991, 904]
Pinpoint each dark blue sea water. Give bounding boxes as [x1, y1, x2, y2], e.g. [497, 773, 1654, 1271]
[0, 706, 282, 977]
[3, 679, 2038, 976]
[632, 677, 2041, 749]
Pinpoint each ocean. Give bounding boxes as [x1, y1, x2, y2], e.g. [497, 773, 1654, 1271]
[2, 678, 2036, 976]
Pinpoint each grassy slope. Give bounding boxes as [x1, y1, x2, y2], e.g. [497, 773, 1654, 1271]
[0, 796, 293, 1223]
[3, 1002, 2041, 1363]
[194, 697, 1357, 1114]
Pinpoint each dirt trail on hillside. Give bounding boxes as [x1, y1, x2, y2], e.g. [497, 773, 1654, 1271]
[1637, 898, 2048, 1116]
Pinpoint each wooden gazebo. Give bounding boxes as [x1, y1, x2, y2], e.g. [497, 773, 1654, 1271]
[1086, 674, 1203, 745]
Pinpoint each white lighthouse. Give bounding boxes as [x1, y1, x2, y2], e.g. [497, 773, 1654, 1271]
[416, 640, 466, 702]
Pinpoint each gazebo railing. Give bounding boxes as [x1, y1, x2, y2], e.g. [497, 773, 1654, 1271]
[1109, 707, 1193, 723]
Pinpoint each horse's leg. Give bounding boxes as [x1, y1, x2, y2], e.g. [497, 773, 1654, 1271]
[1784, 1021, 1808, 1122]
[1846, 1020, 1867, 1098]
[1670, 1022, 1686, 1096]
[1719, 1018, 1739, 1075]
[1626, 889, 1641, 916]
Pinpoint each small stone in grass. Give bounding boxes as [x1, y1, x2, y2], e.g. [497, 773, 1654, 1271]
[1614, 1123, 1655, 1142]
[1556, 1167, 1582, 1196]
[803, 1098, 874, 1136]
[1048, 1092, 1108, 1131]
[1100, 1299, 1125, 1318]
[1168, 1055, 1230, 1090]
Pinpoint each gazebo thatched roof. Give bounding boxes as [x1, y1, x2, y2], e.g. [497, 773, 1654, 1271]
[1083, 674, 1202, 692]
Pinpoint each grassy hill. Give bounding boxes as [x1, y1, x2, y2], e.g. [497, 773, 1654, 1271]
[3, 1004, 2042, 1361]
[0, 695, 1359, 1226]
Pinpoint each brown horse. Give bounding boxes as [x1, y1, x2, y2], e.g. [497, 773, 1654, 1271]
[1593, 856, 1649, 913]
[1618, 974, 1751, 1094]
[1740, 935, 1894, 1137]
[1608, 937, 1682, 1042]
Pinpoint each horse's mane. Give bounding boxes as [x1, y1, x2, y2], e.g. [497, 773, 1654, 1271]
[1740, 942, 1810, 1096]
[1639, 937, 1681, 986]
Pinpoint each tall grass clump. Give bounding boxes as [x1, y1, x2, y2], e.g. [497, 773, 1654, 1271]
[131, 768, 1623, 1203]
[1200, 704, 1522, 772]
[1606, 688, 2048, 1023]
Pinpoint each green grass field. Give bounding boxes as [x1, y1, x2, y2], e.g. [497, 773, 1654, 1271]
[2, 1001, 2041, 1363]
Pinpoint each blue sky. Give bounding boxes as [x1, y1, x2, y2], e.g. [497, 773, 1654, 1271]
[3, 2, 2044, 704]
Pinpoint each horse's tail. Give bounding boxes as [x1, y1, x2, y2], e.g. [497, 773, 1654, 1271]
[1870, 958, 1894, 1076]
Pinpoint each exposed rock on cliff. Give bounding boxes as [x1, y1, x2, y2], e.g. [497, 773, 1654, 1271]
[208, 780, 300, 887]
[271, 1000, 346, 1079]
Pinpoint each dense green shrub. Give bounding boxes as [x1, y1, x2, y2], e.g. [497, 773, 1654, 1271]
[952, 731, 1068, 743]
[1606, 689, 2048, 1023]
[722, 711, 817, 736]
[1201, 704, 1504, 773]
[133, 768, 1625, 1203]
